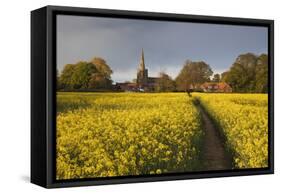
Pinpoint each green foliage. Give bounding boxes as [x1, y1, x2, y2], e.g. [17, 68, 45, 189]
[255, 54, 268, 93]
[222, 53, 268, 93]
[58, 57, 113, 90]
[59, 64, 76, 89]
[220, 71, 228, 82]
[71, 62, 97, 89]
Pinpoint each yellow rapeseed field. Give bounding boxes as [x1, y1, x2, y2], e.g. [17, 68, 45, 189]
[194, 93, 268, 168]
[56, 92, 202, 180]
[56, 92, 268, 180]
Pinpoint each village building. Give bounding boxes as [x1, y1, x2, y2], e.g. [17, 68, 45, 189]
[200, 82, 232, 93]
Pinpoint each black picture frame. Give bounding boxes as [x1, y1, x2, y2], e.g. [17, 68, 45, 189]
[31, 5, 274, 188]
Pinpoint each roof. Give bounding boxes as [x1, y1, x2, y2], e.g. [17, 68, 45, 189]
[217, 82, 232, 90]
[201, 82, 232, 89]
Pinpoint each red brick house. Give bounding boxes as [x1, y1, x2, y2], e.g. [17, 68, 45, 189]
[200, 82, 232, 93]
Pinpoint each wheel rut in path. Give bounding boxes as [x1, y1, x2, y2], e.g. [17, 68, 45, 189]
[196, 104, 233, 171]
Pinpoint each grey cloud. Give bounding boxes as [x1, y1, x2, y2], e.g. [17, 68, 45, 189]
[57, 15, 268, 82]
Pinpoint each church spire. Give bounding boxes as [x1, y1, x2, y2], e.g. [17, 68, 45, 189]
[136, 48, 148, 87]
[139, 48, 145, 70]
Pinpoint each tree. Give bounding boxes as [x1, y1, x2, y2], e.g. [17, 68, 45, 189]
[155, 72, 176, 92]
[91, 57, 113, 79]
[71, 62, 97, 89]
[223, 53, 268, 93]
[59, 64, 76, 89]
[221, 71, 229, 82]
[255, 54, 268, 93]
[59, 57, 113, 90]
[212, 73, 220, 82]
[175, 60, 213, 91]
[88, 72, 112, 89]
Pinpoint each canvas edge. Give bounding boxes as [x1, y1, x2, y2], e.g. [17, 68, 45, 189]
[30, 5, 274, 188]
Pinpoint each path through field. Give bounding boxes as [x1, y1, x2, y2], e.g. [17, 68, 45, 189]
[196, 102, 233, 171]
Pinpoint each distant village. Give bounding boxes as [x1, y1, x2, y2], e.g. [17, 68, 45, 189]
[114, 49, 232, 93]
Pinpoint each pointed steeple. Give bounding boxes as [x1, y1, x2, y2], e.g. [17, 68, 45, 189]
[139, 48, 145, 70]
[136, 48, 148, 87]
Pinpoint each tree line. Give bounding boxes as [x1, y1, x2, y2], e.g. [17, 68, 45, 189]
[57, 53, 268, 93]
[155, 53, 268, 93]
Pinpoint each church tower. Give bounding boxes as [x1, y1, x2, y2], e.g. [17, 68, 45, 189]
[137, 48, 148, 88]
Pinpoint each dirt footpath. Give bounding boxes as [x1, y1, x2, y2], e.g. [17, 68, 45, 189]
[198, 105, 233, 171]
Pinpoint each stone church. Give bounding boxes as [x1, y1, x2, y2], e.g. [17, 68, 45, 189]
[136, 49, 159, 91]
[116, 49, 159, 92]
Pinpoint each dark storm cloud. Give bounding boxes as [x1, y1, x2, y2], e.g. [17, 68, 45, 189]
[57, 15, 268, 82]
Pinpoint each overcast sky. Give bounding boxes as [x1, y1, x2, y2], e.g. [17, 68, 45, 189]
[57, 15, 268, 83]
